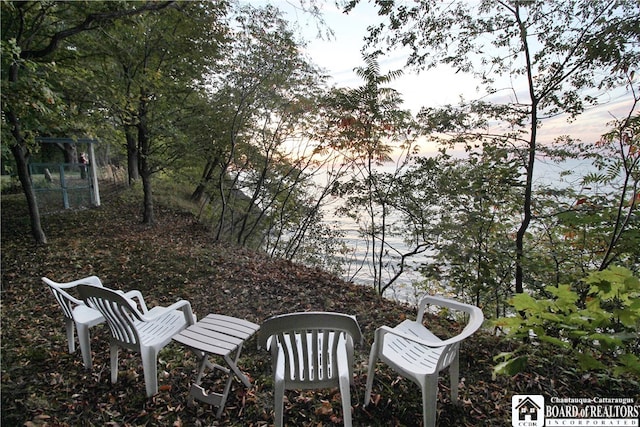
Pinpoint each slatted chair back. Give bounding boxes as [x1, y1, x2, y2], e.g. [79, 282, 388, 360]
[78, 284, 144, 350]
[416, 296, 484, 373]
[45, 280, 76, 319]
[259, 312, 362, 389]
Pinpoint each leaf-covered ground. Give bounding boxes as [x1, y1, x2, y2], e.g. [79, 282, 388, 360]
[2, 185, 636, 426]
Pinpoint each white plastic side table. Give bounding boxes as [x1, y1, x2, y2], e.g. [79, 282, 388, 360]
[173, 314, 260, 418]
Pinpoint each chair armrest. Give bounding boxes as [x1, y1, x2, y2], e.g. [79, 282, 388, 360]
[377, 316, 484, 348]
[375, 325, 451, 349]
[139, 300, 196, 325]
[120, 290, 150, 314]
[66, 294, 84, 306]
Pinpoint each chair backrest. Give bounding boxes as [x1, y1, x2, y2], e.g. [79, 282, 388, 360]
[42, 276, 102, 320]
[417, 295, 485, 372]
[417, 296, 484, 340]
[258, 312, 362, 389]
[77, 284, 144, 349]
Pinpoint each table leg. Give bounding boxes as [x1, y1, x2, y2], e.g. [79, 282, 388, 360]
[195, 355, 228, 385]
[224, 342, 252, 388]
[190, 350, 244, 419]
[216, 373, 234, 419]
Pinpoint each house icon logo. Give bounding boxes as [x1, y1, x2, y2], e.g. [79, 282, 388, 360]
[512, 395, 544, 427]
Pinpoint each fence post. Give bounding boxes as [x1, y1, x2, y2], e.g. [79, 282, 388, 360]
[88, 142, 100, 206]
[59, 164, 69, 209]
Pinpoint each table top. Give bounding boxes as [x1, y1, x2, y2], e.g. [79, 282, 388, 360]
[173, 314, 260, 357]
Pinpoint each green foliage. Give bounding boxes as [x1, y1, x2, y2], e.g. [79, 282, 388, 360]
[494, 266, 640, 380]
[526, 111, 640, 284]
[396, 147, 522, 314]
[1, 40, 65, 149]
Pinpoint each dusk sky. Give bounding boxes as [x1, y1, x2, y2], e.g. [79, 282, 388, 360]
[261, 1, 636, 151]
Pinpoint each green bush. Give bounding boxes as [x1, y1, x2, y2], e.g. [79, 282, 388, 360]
[494, 266, 640, 380]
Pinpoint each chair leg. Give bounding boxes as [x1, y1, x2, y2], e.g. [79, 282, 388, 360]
[274, 378, 285, 427]
[76, 323, 92, 370]
[141, 347, 159, 397]
[110, 343, 119, 384]
[422, 375, 439, 427]
[364, 344, 378, 406]
[449, 352, 460, 403]
[65, 318, 76, 354]
[339, 373, 353, 427]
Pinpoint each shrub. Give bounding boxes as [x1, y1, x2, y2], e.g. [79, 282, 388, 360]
[494, 266, 640, 380]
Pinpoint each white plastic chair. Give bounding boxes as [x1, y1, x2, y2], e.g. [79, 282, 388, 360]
[42, 276, 105, 369]
[364, 295, 484, 427]
[43, 276, 154, 370]
[258, 312, 363, 427]
[77, 284, 196, 397]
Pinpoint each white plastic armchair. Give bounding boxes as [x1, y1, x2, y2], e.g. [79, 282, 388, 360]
[364, 295, 484, 427]
[43, 276, 152, 370]
[77, 284, 196, 397]
[42, 276, 105, 369]
[258, 312, 363, 427]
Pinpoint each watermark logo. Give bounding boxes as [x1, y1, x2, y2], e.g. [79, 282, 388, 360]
[512, 395, 640, 426]
[512, 395, 545, 427]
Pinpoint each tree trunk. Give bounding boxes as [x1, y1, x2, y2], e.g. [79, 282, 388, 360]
[514, 5, 535, 295]
[514, 145, 534, 295]
[2, 1, 178, 245]
[5, 60, 48, 244]
[141, 169, 154, 225]
[137, 97, 154, 225]
[191, 159, 217, 202]
[10, 143, 47, 244]
[125, 126, 139, 185]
